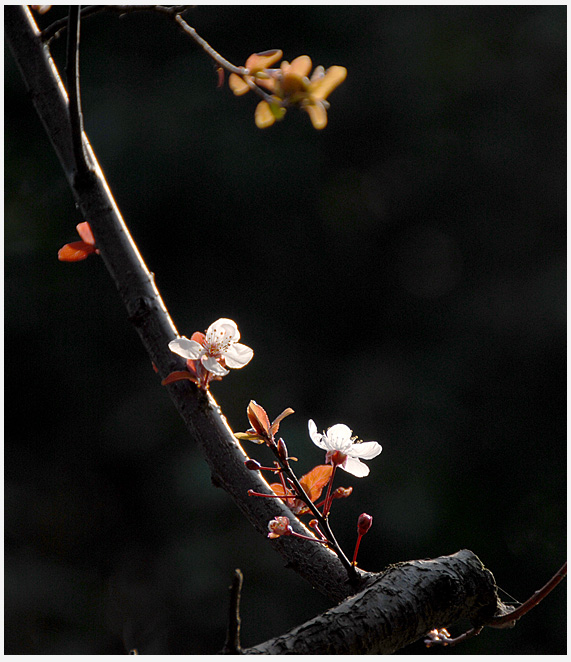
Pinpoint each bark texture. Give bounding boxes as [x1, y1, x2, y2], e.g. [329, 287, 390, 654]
[245, 550, 498, 654]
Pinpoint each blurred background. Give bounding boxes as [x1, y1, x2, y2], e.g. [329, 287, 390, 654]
[5, 5, 566, 654]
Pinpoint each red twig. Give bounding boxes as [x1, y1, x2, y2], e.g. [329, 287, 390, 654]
[489, 561, 567, 628]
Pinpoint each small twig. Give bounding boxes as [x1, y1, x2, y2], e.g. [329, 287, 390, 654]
[42, 6, 245, 73]
[65, 5, 90, 179]
[271, 451, 358, 585]
[489, 561, 567, 628]
[222, 569, 244, 654]
[41, 5, 104, 43]
[171, 14, 245, 75]
[425, 625, 484, 648]
[426, 561, 567, 648]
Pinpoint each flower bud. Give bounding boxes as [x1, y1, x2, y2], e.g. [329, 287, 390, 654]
[244, 459, 262, 471]
[357, 513, 373, 536]
[276, 437, 288, 462]
[331, 486, 353, 500]
[267, 515, 292, 539]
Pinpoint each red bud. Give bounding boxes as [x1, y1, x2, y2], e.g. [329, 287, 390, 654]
[357, 513, 373, 536]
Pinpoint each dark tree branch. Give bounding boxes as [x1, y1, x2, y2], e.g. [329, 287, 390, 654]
[221, 569, 244, 654]
[243, 550, 498, 654]
[5, 4, 362, 605]
[65, 5, 90, 178]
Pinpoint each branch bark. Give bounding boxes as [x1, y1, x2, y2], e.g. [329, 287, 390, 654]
[244, 550, 498, 654]
[6, 6, 505, 653]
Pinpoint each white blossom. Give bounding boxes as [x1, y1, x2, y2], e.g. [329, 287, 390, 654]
[308, 419, 382, 477]
[169, 318, 253, 376]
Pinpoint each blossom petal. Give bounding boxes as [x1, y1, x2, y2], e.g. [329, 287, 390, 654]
[169, 337, 203, 360]
[341, 456, 370, 477]
[207, 318, 240, 344]
[308, 419, 328, 450]
[201, 355, 229, 376]
[349, 441, 382, 460]
[224, 342, 254, 368]
[326, 424, 354, 452]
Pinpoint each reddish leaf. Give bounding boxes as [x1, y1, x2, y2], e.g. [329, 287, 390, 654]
[57, 241, 96, 262]
[270, 407, 295, 436]
[299, 465, 333, 503]
[76, 221, 96, 246]
[331, 486, 353, 501]
[269, 483, 292, 498]
[247, 400, 271, 439]
[190, 331, 206, 345]
[161, 371, 198, 386]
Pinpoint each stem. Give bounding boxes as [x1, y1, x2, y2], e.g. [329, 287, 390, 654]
[41, 5, 247, 75]
[489, 561, 567, 627]
[321, 464, 338, 518]
[173, 14, 246, 75]
[273, 452, 357, 584]
[352, 534, 363, 566]
[65, 5, 90, 179]
[221, 569, 243, 654]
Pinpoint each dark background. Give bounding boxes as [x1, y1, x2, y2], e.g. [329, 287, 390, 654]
[5, 5, 566, 654]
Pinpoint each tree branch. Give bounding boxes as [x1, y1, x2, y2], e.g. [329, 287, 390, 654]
[243, 550, 498, 654]
[5, 4, 362, 605]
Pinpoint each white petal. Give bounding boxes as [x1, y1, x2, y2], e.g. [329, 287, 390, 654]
[349, 441, 382, 460]
[341, 456, 370, 477]
[201, 355, 229, 376]
[206, 318, 240, 344]
[169, 337, 203, 360]
[326, 424, 353, 452]
[223, 343, 253, 368]
[308, 419, 328, 450]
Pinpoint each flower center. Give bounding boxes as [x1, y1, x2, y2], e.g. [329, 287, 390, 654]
[326, 450, 347, 467]
[206, 330, 233, 355]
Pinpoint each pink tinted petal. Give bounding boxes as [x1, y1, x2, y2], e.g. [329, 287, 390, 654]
[349, 441, 382, 460]
[201, 354, 229, 376]
[308, 420, 328, 450]
[169, 337, 203, 360]
[341, 456, 370, 477]
[224, 343, 253, 368]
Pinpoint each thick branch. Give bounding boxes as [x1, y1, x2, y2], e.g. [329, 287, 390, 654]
[5, 5, 363, 604]
[7, 9, 510, 654]
[244, 550, 499, 654]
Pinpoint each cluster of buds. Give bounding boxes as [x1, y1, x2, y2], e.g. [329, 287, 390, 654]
[229, 50, 347, 129]
[424, 628, 452, 647]
[239, 401, 381, 569]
